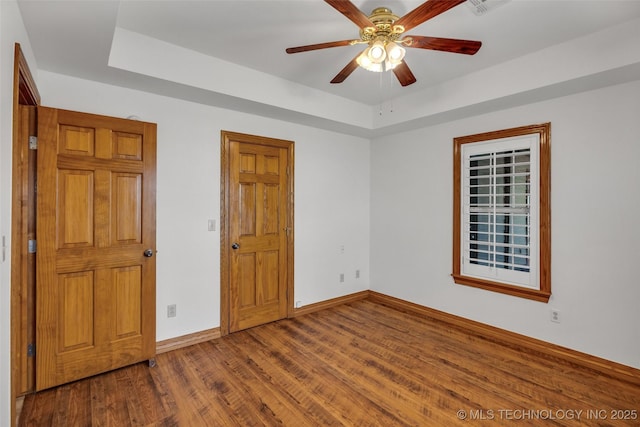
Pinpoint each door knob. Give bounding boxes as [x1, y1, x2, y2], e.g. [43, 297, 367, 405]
[143, 249, 154, 257]
[231, 243, 240, 250]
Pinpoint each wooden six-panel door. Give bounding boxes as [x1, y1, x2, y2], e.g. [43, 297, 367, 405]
[222, 132, 293, 333]
[36, 107, 156, 390]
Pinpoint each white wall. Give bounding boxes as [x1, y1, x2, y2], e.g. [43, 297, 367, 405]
[37, 70, 371, 341]
[371, 79, 640, 369]
[0, 1, 38, 425]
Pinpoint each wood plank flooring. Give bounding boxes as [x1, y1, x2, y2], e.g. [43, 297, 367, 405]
[19, 300, 640, 426]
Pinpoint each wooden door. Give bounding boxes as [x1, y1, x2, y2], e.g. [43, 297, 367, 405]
[36, 107, 156, 390]
[222, 132, 293, 333]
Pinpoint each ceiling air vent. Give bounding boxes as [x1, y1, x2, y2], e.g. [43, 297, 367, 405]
[466, 0, 511, 16]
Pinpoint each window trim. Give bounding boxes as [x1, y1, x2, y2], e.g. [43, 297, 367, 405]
[453, 123, 551, 302]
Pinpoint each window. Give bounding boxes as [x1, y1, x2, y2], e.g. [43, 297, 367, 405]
[453, 123, 551, 302]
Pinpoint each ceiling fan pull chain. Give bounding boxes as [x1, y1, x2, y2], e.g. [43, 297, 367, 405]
[387, 71, 394, 113]
[379, 71, 384, 116]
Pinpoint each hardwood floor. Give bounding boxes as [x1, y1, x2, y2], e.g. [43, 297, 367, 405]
[19, 300, 640, 426]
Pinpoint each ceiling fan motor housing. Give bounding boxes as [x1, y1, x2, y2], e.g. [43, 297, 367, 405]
[360, 7, 405, 42]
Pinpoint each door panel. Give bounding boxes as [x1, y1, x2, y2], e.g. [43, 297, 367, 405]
[114, 265, 143, 338]
[59, 271, 94, 351]
[57, 169, 94, 247]
[36, 107, 156, 390]
[222, 132, 293, 333]
[59, 124, 95, 156]
[112, 172, 142, 243]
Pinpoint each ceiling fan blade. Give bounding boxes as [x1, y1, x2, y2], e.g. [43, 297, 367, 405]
[405, 36, 482, 55]
[330, 54, 360, 84]
[325, 0, 374, 28]
[286, 40, 355, 54]
[392, 61, 417, 87]
[395, 0, 466, 32]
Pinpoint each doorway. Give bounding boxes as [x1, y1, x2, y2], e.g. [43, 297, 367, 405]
[10, 45, 158, 426]
[11, 43, 41, 424]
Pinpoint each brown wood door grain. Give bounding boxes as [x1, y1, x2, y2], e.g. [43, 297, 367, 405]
[35, 107, 157, 390]
[222, 132, 293, 333]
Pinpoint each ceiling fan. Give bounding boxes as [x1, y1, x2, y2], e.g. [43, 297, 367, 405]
[286, 0, 482, 86]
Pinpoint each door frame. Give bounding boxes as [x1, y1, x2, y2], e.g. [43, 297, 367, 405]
[11, 43, 41, 425]
[220, 131, 294, 336]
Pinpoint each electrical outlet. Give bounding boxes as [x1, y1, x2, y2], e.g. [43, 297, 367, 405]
[550, 309, 560, 323]
[208, 219, 216, 231]
[340, 273, 345, 283]
[167, 304, 177, 318]
[355, 270, 360, 279]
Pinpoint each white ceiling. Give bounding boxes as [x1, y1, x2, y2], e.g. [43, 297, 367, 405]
[16, 0, 640, 135]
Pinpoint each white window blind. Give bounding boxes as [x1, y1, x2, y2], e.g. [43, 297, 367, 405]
[461, 135, 539, 289]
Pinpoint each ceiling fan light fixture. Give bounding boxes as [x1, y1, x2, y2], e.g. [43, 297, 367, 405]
[357, 38, 406, 73]
[385, 41, 405, 65]
[356, 49, 373, 67]
[356, 49, 384, 72]
[367, 40, 387, 63]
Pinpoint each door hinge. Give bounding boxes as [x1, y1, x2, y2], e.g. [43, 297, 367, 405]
[29, 136, 38, 150]
[28, 239, 36, 254]
[27, 343, 35, 357]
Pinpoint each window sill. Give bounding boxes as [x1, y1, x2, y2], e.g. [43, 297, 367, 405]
[452, 274, 551, 303]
